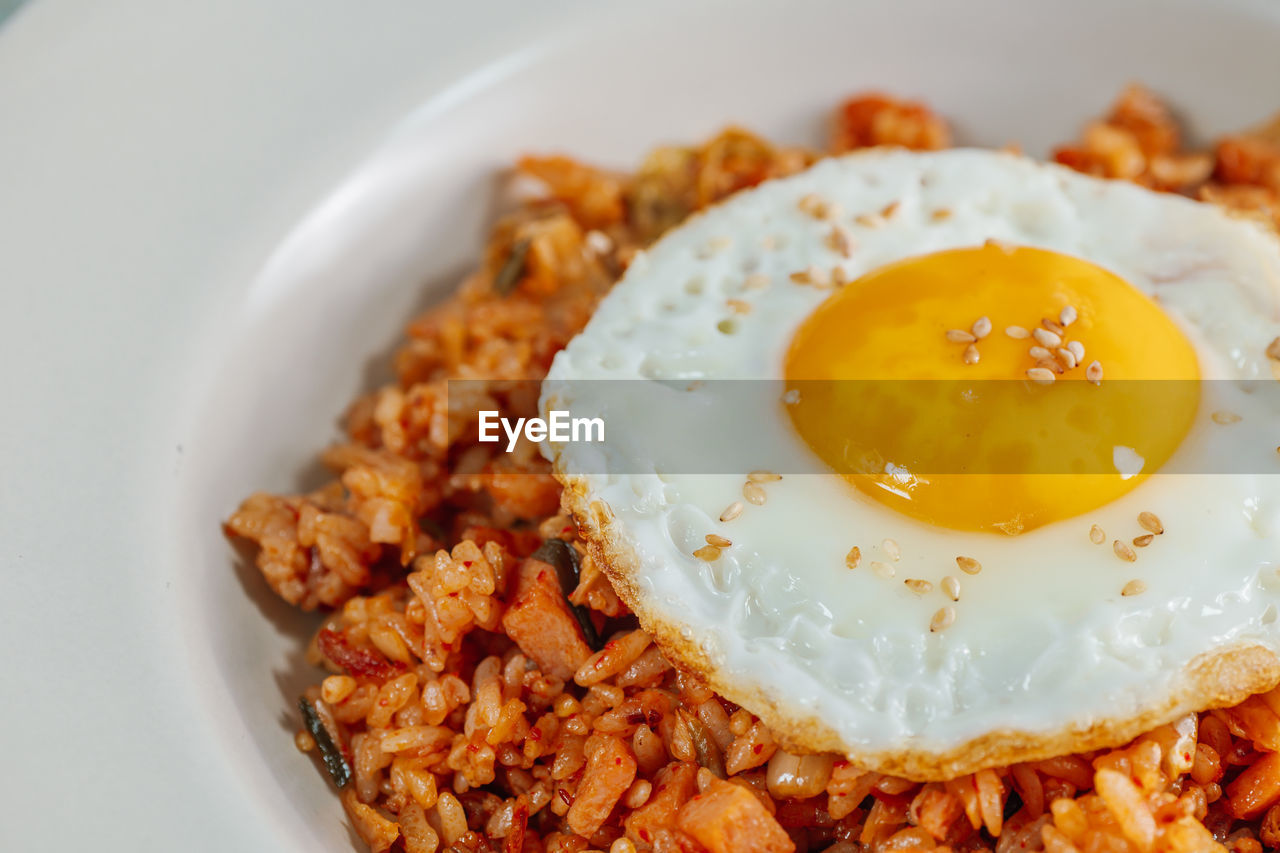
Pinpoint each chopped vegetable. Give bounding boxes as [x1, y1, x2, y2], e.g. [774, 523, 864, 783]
[493, 237, 531, 295]
[625, 762, 699, 846]
[298, 696, 352, 789]
[680, 708, 727, 779]
[530, 538, 601, 649]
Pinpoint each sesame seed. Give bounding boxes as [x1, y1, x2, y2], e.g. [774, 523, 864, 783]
[1066, 340, 1085, 362]
[1086, 361, 1103, 385]
[1056, 347, 1078, 370]
[905, 578, 933, 595]
[1028, 345, 1052, 360]
[984, 238, 1014, 254]
[955, 556, 982, 574]
[1136, 513, 1162, 536]
[942, 575, 961, 601]
[931, 208, 953, 221]
[1026, 367, 1056, 384]
[693, 545, 721, 561]
[845, 546, 861, 569]
[742, 482, 767, 506]
[831, 267, 849, 288]
[946, 329, 977, 344]
[747, 470, 782, 483]
[1089, 524, 1106, 544]
[881, 201, 901, 219]
[930, 607, 956, 632]
[706, 236, 732, 252]
[871, 561, 894, 579]
[1113, 539, 1137, 562]
[705, 533, 732, 548]
[1059, 305, 1078, 327]
[827, 225, 856, 258]
[1005, 325, 1031, 339]
[1032, 328, 1062, 348]
[719, 501, 744, 522]
[1035, 357, 1064, 375]
[1212, 410, 1242, 425]
[1267, 337, 1280, 361]
[1042, 318, 1066, 336]
[1133, 534, 1154, 548]
[742, 273, 770, 290]
[726, 299, 751, 314]
[1121, 579, 1147, 597]
[854, 213, 884, 228]
[797, 193, 830, 219]
[963, 344, 980, 365]
[882, 538, 901, 561]
[971, 316, 992, 339]
[790, 266, 830, 287]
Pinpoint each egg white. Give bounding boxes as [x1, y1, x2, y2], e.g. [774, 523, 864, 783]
[541, 149, 1280, 777]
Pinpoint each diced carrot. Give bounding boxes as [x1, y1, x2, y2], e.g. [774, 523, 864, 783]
[566, 735, 637, 838]
[501, 558, 593, 680]
[626, 762, 699, 846]
[677, 776, 795, 853]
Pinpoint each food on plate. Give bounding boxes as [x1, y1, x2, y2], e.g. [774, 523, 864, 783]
[226, 87, 1280, 853]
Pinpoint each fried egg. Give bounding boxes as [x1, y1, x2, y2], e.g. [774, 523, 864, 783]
[540, 149, 1280, 779]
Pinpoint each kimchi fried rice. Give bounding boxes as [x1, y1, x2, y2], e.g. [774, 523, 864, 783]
[225, 87, 1280, 853]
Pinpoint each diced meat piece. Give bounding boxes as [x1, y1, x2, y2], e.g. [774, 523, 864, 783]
[677, 776, 795, 853]
[626, 762, 699, 846]
[501, 558, 592, 680]
[1227, 751, 1280, 819]
[317, 628, 405, 680]
[566, 735, 637, 838]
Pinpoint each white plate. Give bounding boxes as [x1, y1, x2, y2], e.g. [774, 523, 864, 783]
[3, 0, 1280, 848]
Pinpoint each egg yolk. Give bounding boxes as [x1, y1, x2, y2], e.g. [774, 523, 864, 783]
[783, 244, 1200, 534]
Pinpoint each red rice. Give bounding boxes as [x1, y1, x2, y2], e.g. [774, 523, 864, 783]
[228, 88, 1280, 853]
